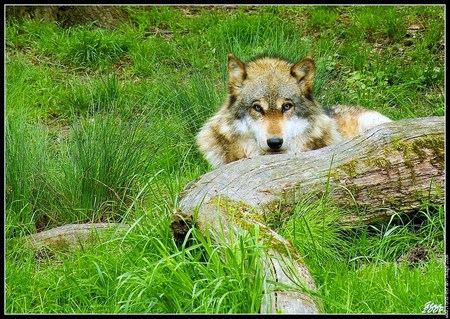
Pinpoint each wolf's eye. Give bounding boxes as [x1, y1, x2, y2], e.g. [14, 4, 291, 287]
[282, 103, 294, 113]
[252, 103, 263, 113]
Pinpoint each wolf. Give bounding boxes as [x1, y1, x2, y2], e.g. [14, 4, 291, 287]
[197, 54, 392, 168]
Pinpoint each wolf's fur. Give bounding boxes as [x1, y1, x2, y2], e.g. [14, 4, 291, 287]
[197, 54, 392, 168]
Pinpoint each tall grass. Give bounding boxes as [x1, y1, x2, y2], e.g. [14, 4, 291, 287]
[280, 200, 350, 268]
[319, 256, 445, 314]
[279, 197, 445, 314]
[116, 222, 268, 313]
[5, 111, 155, 234]
[5, 111, 52, 237]
[5, 202, 270, 313]
[55, 114, 153, 222]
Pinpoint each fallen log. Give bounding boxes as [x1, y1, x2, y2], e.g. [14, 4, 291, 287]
[24, 223, 130, 249]
[171, 116, 444, 313]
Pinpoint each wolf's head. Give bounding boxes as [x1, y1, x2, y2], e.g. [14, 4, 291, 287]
[226, 54, 323, 153]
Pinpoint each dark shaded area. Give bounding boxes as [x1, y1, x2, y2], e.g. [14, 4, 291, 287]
[170, 211, 194, 247]
[5, 5, 131, 28]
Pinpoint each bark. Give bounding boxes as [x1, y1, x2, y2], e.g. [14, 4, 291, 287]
[171, 116, 444, 313]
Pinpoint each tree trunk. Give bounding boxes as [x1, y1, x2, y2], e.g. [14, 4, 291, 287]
[171, 116, 444, 313]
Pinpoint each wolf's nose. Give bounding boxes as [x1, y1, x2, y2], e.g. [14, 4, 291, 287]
[267, 138, 283, 150]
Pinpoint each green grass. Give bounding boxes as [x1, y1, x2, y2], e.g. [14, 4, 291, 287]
[5, 111, 52, 237]
[280, 202, 445, 313]
[5, 204, 268, 313]
[5, 5, 445, 314]
[5, 110, 154, 235]
[318, 257, 445, 313]
[55, 114, 154, 220]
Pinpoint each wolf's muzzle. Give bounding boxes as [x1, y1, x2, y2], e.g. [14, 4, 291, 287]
[267, 137, 283, 150]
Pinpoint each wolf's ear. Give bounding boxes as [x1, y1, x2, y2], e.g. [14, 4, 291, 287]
[227, 54, 247, 93]
[290, 57, 315, 99]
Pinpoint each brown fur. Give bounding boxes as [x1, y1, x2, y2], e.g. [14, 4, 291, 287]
[197, 54, 392, 168]
[326, 105, 365, 138]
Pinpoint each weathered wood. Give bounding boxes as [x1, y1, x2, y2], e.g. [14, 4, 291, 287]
[176, 116, 444, 224]
[171, 116, 444, 313]
[24, 223, 130, 249]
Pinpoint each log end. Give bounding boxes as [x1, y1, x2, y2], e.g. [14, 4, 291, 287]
[170, 210, 194, 246]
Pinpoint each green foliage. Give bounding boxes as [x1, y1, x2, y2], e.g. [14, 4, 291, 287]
[280, 202, 349, 267]
[55, 114, 153, 219]
[5, 205, 268, 313]
[66, 75, 122, 115]
[116, 222, 267, 313]
[5, 111, 52, 237]
[49, 27, 133, 69]
[280, 196, 445, 314]
[5, 111, 154, 234]
[319, 257, 445, 313]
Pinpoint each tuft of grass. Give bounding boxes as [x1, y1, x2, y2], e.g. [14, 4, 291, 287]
[280, 199, 445, 313]
[55, 27, 132, 69]
[5, 111, 155, 234]
[5, 55, 68, 120]
[116, 223, 268, 313]
[5, 111, 53, 237]
[345, 205, 445, 266]
[279, 199, 350, 268]
[54, 114, 154, 222]
[66, 74, 122, 116]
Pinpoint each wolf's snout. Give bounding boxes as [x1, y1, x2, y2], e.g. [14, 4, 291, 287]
[267, 137, 283, 150]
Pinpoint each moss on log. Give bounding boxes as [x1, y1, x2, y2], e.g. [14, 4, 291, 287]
[171, 116, 444, 313]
